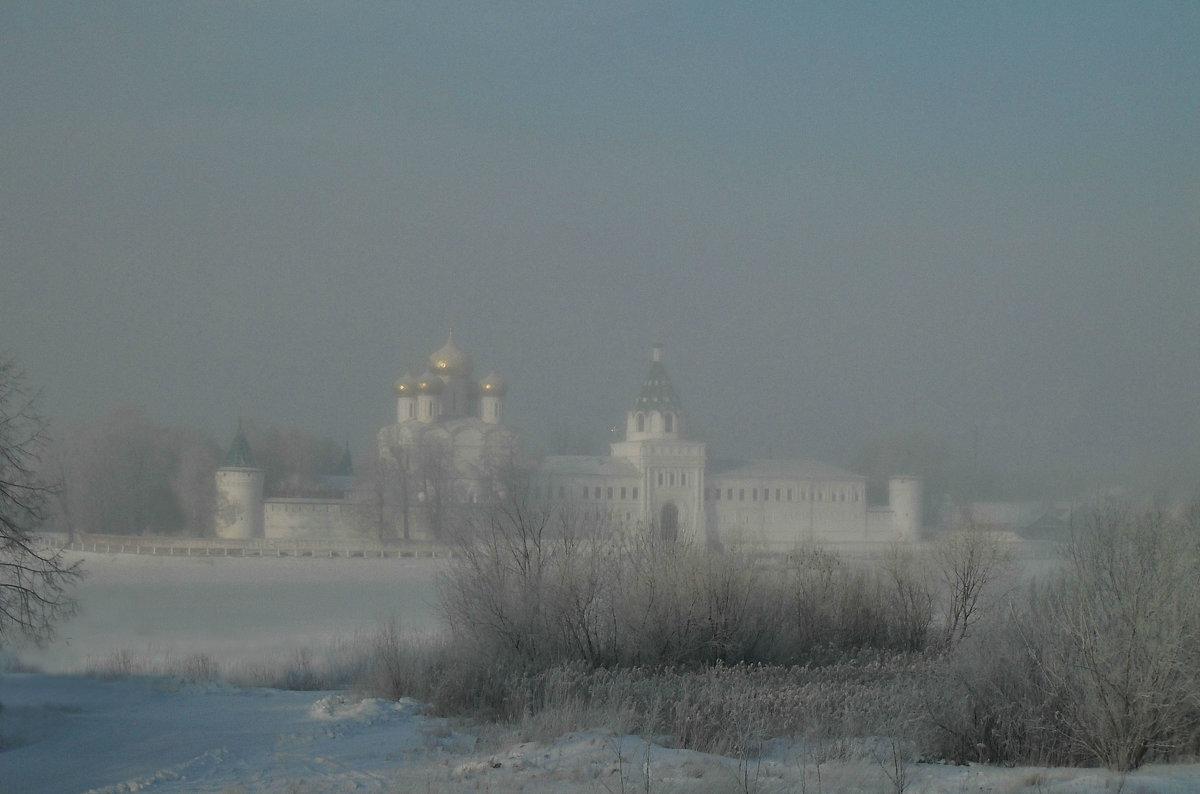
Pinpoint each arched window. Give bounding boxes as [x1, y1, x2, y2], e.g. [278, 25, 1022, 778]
[635, 413, 645, 433]
[664, 412, 674, 433]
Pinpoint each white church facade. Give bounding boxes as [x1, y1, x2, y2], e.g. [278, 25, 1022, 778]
[535, 343, 922, 552]
[214, 333, 519, 543]
[215, 334, 921, 551]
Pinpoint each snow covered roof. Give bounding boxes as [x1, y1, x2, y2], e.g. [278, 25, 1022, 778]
[539, 455, 641, 478]
[707, 459, 865, 482]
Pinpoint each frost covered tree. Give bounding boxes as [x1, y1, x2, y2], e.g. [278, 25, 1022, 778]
[932, 516, 1016, 649]
[0, 354, 82, 644]
[53, 405, 218, 536]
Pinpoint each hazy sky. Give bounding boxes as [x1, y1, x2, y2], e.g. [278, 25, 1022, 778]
[2, 3, 1197, 491]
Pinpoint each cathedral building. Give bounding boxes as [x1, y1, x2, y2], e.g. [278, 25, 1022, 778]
[214, 332, 519, 542]
[374, 331, 521, 536]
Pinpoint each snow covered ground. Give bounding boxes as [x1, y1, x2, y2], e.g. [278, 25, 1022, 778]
[4, 673, 1198, 793]
[2, 551, 1197, 793]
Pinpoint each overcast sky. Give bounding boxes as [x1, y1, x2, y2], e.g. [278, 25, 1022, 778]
[2, 2, 1197, 493]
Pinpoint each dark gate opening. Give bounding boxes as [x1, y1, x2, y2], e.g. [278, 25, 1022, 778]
[660, 502, 678, 543]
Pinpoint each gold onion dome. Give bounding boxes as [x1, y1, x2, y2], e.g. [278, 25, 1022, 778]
[429, 331, 472, 378]
[479, 369, 507, 397]
[416, 369, 445, 394]
[394, 371, 419, 397]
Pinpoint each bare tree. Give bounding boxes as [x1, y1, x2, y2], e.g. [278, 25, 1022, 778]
[880, 542, 936, 652]
[441, 484, 619, 667]
[242, 421, 340, 497]
[415, 434, 454, 539]
[53, 406, 220, 536]
[0, 354, 83, 644]
[1040, 502, 1200, 771]
[170, 429, 219, 536]
[358, 440, 415, 543]
[932, 515, 1015, 649]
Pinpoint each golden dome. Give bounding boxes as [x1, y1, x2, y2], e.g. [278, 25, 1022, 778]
[479, 369, 507, 397]
[394, 371, 419, 397]
[416, 369, 444, 394]
[429, 331, 472, 378]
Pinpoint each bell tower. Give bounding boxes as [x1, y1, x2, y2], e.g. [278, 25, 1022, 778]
[610, 344, 707, 544]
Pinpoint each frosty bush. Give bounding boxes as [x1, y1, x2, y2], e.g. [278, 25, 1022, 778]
[438, 497, 932, 675]
[928, 501, 1200, 770]
[1041, 502, 1200, 770]
[432, 494, 1200, 768]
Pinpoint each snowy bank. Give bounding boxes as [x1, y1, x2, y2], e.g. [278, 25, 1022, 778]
[3, 673, 1199, 793]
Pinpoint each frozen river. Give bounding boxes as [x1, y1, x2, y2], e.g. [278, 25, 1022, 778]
[9, 550, 448, 673]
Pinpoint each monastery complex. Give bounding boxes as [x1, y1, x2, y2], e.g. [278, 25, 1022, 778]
[214, 334, 921, 552]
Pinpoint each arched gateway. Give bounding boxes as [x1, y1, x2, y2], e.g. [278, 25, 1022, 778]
[660, 502, 679, 543]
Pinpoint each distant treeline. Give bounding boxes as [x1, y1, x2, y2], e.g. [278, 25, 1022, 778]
[40, 406, 344, 537]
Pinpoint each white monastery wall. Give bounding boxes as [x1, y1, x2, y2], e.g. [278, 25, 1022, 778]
[263, 499, 361, 541]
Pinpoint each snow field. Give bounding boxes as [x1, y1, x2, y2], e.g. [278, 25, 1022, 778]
[2, 551, 1199, 792]
[3, 673, 1198, 793]
[8, 551, 446, 675]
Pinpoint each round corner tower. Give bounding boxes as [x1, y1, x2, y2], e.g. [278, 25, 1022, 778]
[214, 422, 264, 540]
[887, 475, 923, 541]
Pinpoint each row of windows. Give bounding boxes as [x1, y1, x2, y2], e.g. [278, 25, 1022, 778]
[633, 411, 675, 433]
[533, 470, 693, 503]
[581, 485, 639, 501]
[704, 486, 860, 504]
[655, 471, 688, 487]
[267, 503, 348, 513]
[531, 485, 640, 502]
[400, 397, 499, 420]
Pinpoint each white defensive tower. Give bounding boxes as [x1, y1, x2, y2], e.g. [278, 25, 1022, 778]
[888, 475, 923, 540]
[214, 422, 264, 540]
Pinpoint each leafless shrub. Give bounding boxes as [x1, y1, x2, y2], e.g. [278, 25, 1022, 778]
[930, 518, 1017, 649]
[926, 587, 1066, 766]
[1039, 502, 1200, 770]
[878, 543, 936, 653]
[928, 501, 1200, 771]
[169, 651, 221, 683]
[87, 648, 148, 679]
[441, 491, 940, 682]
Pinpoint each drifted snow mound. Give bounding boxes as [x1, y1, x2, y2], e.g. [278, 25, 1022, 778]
[307, 693, 424, 723]
[2, 674, 1199, 793]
